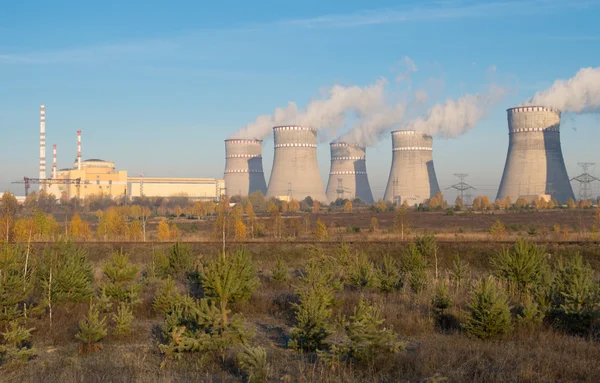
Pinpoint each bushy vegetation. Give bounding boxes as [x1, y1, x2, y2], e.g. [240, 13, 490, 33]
[76, 302, 108, 352]
[0, 236, 598, 381]
[463, 276, 513, 340]
[324, 296, 406, 365]
[549, 254, 600, 335]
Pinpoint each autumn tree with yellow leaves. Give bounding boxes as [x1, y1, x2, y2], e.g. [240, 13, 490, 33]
[288, 199, 300, 212]
[343, 201, 353, 213]
[313, 219, 328, 241]
[245, 201, 256, 238]
[312, 200, 320, 214]
[235, 219, 247, 240]
[428, 191, 446, 210]
[157, 220, 171, 241]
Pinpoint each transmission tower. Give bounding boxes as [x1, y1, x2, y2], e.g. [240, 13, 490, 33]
[286, 182, 294, 201]
[570, 162, 599, 201]
[392, 177, 400, 205]
[446, 173, 475, 202]
[336, 178, 351, 200]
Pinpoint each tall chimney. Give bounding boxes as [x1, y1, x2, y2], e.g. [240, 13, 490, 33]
[77, 130, 82, 171]
[52, 144, 57, 179]
[40, 104, 46, 186]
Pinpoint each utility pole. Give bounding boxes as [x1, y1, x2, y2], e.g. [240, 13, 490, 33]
[287, 182, 294, 202]
[140, 173, 144, 197]
[571, 162, 599, 201]
[446, 173, 475, 203]
[335, 178, 344, 200]
[392, 177, 399, 206]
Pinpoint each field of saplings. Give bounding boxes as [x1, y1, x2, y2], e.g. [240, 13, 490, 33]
[0, 239, 599, 382]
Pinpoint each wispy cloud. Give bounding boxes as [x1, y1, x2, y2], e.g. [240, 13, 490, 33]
[280, 0, 600, 29]
[0, 38, 179, 65]
[2, 0, 598, 65]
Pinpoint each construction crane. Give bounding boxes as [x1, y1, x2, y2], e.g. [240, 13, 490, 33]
[12, 177, 82, 198]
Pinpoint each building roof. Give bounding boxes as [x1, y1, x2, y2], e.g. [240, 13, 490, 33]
[83, 159, 107, 163]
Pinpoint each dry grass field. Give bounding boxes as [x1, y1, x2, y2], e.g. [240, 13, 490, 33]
[1, 236, 599, 383]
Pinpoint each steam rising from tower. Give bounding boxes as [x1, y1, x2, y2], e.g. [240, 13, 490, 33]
[525, 67, 600, 113]
[496, 106, 574, 203]
[230, 78, 391, 141]
[384, 130, 440, 205]
[325, 143, 374, 203]
[39, 104, 46, 186]
[223, 139, 267, 197]
[266, 126, 327, 202]
[401, 85, 505, 138]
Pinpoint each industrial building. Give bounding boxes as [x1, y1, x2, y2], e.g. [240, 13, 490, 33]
[496, 106, 575, 203]
[128, 177, 224, 200]
[47, 158, 224, 201]
[223, 139, 267, 197]
[266, 126, 327, 202]
[383, 130, 440, 205]
[48, 158, 128, 199]
[325, 142, 374, 203]
[38, 105, 225, 201]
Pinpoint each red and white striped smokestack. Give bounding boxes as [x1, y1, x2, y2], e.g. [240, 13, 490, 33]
[52, 144, 57, 179]
[77, 130, 82, 171]
[39, 105, 46, 184]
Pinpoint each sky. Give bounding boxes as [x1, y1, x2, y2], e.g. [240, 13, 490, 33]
[1, 0, 600, 201]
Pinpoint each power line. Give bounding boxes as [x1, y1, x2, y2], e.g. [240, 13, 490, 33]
[446, 173, 475, 202]
[286, 182, 294, 201]
[335, 178, 351, 200]
[571, 162, 599, 201]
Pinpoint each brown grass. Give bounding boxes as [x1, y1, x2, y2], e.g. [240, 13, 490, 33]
[2, 239, 599, 382]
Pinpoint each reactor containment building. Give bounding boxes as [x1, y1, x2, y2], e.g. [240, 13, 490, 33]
[266, 126, 327, 202]
[223, 139, 267, 197]
[496, 106, 575, 204]
[383, 130, 440, 205]
[325, 142, 374, 203]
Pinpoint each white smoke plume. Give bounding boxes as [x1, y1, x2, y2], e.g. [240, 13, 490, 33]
[336, 100, 406, 147]
[230, 78, 389, 140]
[525, 67, 600, 113]
[402, 84, 506, 138]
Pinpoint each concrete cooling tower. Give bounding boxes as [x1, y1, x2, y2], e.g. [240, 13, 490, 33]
[325, 142, 374, 203]
[383, 130, 440, 205]
[496, 106, 574, 203]
[266, 126, 327, 202]
[223, 139, 267, 197]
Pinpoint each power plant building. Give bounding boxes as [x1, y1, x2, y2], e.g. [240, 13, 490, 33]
[325, 142, 374, 203]
[39, 105, 224, 201]
[48, 159, 128, 199]
[383, 130, 440, 205]
[223, 139, 267, 197]
[496, 106, 575, 203]
[128, 177, 224, 200]
[47, 159, 224, 201]
[266, 126, 327, 202]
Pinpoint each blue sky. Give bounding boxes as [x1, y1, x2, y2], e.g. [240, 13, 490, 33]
[1, 0, 600, 200]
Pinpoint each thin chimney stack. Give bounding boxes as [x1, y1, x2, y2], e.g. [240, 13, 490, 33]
[77, 130, 82, 171]
[40, 104, 46, 186]
[53, 144, 57, 179]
